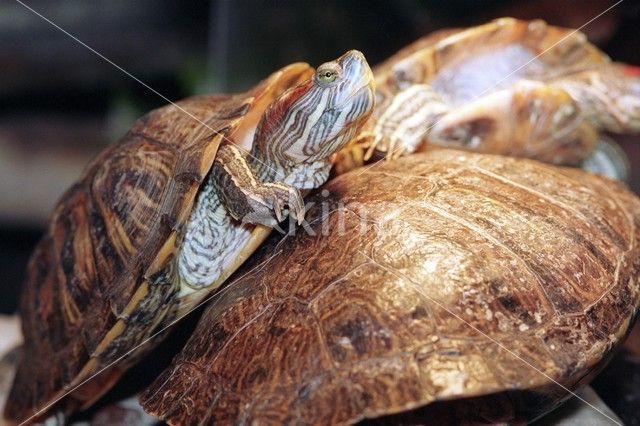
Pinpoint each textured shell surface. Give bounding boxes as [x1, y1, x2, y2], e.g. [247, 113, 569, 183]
[4, 63, 313, 423]
[141, 149, 640, 425]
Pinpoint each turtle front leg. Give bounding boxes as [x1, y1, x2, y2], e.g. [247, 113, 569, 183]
[213, 144, 305, 226]
[363, 84, 448, 161]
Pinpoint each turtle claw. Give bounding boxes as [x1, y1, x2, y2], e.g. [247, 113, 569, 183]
[380, 137, 406, 161]
[363, 142, 377, 162]
[387, 138, 401, 160]
[362, 134, 382, 162]
[245, 182, 304, 227]
[231, 180, 305, 228]
[362, 134, 405, 162]
[289, 192, 306, 225]
[272, 198, 285, 223]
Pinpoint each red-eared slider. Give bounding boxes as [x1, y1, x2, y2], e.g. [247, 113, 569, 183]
[141, 150, 640, 425]
[358, 18, 640, 166]
[4, 50, 375, 424]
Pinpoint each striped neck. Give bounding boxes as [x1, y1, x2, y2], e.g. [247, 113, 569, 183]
[247, 144, 286, 183]
[353, 84, 449, 152]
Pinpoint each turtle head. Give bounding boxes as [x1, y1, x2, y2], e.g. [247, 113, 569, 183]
[251, 50, 375, 185]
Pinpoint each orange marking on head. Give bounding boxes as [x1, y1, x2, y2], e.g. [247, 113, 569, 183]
[623, 65, 640, 77]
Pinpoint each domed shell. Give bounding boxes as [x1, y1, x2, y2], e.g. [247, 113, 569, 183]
[141, 149, 640, 424]
[4, 63, 313, 423]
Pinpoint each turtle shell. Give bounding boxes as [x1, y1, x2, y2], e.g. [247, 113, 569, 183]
[375, 18, 607, 94]
[368, 18, 632, 165]
[4, 63, 313, 423]
[141, 149, 640, 425]
[374, 18, 611, 106]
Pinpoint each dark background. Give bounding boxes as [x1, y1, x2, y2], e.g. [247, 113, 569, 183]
[1, 1, 639, 423]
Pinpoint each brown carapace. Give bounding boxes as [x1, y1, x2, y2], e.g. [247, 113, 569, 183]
[3, 64, 311, 424]
[141, 150, 640, 425]
[5, 49, 376, 424]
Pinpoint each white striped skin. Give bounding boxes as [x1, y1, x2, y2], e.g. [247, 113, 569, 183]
[365, 84, 448, 159]
[250, 50, 376, 183]
[177, 175, 249, 289]
[177, 50, 375, 290]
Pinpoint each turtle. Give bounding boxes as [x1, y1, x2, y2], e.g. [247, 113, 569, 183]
[352, 18, 640, 167]
[140, 149, 640, 425]
[3, 50, 376, 424]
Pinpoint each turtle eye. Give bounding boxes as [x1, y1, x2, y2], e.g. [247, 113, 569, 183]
[317, 68, 338, 84]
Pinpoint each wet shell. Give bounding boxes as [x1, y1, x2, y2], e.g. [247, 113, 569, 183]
[4, 64, 313, 423]
[141, 149, 640, 425]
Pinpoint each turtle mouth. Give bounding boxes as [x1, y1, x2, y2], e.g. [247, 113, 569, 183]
[328, 81, 375, 113]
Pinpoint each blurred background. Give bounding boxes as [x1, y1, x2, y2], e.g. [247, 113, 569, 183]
[1, 0, 640, 423]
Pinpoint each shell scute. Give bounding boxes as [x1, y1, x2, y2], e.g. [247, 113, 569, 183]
[141, 150, 640, 424]
[5, 80, 284, 419]
[6, 62, 316, 422]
